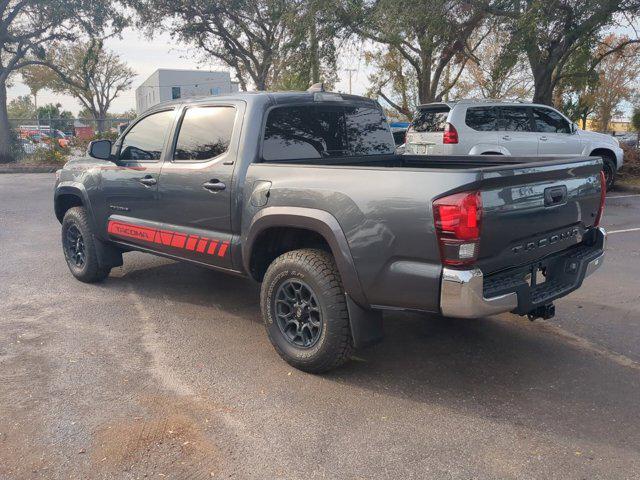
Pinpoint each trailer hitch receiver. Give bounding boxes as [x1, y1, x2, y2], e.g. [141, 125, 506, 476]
[527, 303, 555, 321]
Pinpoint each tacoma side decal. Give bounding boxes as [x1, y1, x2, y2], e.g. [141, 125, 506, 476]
[107, 220, 229, 257]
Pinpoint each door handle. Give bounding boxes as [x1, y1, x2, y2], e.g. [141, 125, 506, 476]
[502, 135, 511, 141]
[138, 175, 157, 187]
[202, 179, 226, 192]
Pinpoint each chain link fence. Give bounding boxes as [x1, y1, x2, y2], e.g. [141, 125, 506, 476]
[8, 117, 133, 165]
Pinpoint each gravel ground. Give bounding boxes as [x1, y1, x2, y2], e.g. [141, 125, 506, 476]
[1, 174, 639, 479]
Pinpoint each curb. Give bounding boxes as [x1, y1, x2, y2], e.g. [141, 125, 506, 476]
[0, 165, 59, 174]
[616, 180, 640, 194]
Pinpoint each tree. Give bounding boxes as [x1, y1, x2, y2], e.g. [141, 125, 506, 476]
[0, 0, 126, 162]
[43, 40, 135, 132]
[632, 106, 640, 143]
[457, 24, 533, 100]
[364, 46, 418, 118]
[589, 35, 640, 132]
[7, 95, 36, 119]
[131, 0, 337, 91]
[36, 103, 74, 132]
[492, 0, 640, 105]
[336, 0, 489, 110]
[20, 65, 54, 110]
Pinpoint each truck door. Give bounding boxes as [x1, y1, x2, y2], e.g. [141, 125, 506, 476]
[102, 109, 176, 244]
[154, 102, 243, 269]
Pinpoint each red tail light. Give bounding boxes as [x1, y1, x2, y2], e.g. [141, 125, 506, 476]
[594, 170, 606, 227]
[433, 191, 482, 267]
[443, 122, 458, 144]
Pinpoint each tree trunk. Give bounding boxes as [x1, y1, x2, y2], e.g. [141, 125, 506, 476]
[531, 66, 554, 105]
[0, 78, 14, 163]
[95, 111, 106, 134]
[309, 17, 319, 84]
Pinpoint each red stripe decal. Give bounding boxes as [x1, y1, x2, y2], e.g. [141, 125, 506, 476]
[207, 240, 219, 255]
[160, 231, 174, 246]
[185, 235, 199, 251]
[196, 238, 208, 253]
[171, 233, 187, 249]
[108, 220, 226, 259]
[217, 241, 229, 257]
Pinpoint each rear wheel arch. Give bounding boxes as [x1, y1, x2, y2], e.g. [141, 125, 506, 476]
[243, 207, 368, 307]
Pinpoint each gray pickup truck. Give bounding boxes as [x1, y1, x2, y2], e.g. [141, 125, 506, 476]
[54, 88, 606, 372]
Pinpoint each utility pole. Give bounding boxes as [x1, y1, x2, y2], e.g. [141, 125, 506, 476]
[345, 69, 357, 95]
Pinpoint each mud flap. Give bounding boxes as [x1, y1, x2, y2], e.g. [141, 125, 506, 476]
[94, 236, 123, 268]
[346, 294, 384, 349]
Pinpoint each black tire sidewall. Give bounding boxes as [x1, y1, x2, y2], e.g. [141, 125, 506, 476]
[261, 252, 349, 370]
[61, 207, 109, 282]
[603, 157, 616, 191]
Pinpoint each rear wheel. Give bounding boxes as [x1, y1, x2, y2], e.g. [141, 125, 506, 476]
[61, 207, 111, 283]
[600, 153, 616, 191]
[260, 249, 353, 373]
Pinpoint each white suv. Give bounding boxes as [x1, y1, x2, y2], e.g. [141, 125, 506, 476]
[405, 100, 624, 189]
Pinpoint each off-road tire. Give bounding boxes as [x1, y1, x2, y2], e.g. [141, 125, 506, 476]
[61, 207, 111, 283]
[601, 153, 616, 191]
[260, 249, 353, 373]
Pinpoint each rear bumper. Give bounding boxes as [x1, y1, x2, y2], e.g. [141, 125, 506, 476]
[440, 228, 606, 319]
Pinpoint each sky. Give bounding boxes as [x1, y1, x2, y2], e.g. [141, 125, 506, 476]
[6, 29, 372, 116]
[7, 24, 637, 118]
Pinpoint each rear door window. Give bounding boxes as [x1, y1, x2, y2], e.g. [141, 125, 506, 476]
[262, 105, 394, 162]
[498, 106, 533, 132]
[532, 107, 571, 133]
[173, 106, 236, 161]
[410, 106, 450, 132]
[465, 107, 498, 131]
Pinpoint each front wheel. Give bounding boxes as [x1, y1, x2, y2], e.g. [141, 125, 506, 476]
[61, 207, 111, 283]
[260, 249, 353, 373]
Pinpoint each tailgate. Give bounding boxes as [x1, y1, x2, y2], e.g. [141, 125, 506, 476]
[474, 157, 603, 275]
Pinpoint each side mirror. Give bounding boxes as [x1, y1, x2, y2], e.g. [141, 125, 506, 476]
[88, 139, 113, 160]
[571, 122, 578, 134]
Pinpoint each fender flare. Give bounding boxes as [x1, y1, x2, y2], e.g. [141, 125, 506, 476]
[242, 206, 369, 308]
[54, 183, 97, 231]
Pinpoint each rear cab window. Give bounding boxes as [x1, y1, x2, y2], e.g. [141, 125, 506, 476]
[262, 104, 394, 162]
[410, 106, 450, 132]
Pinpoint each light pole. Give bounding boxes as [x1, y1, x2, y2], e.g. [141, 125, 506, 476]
[345, 69, 357, 95]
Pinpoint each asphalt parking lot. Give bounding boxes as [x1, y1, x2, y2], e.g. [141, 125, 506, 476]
[1, 174, 639, 480]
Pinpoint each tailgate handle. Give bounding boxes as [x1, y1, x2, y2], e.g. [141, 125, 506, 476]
[544, 186, 567, 206]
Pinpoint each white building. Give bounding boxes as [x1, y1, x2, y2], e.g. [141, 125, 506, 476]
[135, 69, 240, 114]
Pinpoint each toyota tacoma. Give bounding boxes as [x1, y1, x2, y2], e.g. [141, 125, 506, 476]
[54, 87, 606, 372]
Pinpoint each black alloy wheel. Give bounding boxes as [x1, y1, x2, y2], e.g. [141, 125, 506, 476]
[64, 224, 86, 268]
[274, 279, 323, 348]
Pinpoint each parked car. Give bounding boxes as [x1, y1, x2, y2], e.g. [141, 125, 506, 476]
[19, 138, 36, 155]
[19, 126, 70, 148]
[54, 89, 606, 372]
[405, 100, 624, 190]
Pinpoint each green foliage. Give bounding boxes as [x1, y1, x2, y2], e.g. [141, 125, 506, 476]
[133, 0, 338, 91]
[7, 96, 36, 119]
[632, 107, 640, 132]
[28, 145, 69, 166]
